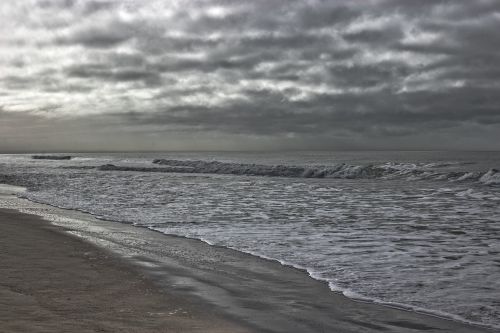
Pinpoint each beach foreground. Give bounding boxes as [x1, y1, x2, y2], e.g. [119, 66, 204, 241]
[0, 193, 494, 333]
[0, 209, 253, 333]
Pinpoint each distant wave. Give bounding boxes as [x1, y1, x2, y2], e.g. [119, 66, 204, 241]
[146, 159, 499, 185]
[97, 164, 192, 173]
[32, 155, 72, 160]
[80, 159, 500, 185]
[479, 169, 500, 185]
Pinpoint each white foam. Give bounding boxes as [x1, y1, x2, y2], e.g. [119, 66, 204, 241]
[2, 153, 500, 329]
[479, 169, 500, 185]
[0, 184, 26, 195]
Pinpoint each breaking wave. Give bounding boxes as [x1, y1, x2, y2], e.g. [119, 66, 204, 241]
[97, 164, 191, 173]
[141, 159, 499, 185]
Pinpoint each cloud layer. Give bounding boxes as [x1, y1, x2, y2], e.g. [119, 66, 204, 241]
[1, 0, 499, 151]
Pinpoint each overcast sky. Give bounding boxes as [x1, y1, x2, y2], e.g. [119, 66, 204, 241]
[1, 0, 499, 152]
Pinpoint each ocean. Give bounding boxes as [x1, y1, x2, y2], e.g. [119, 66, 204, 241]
[0, 151, 499, 328]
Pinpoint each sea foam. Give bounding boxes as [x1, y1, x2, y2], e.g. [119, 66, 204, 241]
[150, 159, 497, 185]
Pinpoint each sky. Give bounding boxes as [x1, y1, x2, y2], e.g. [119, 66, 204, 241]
[1, 0, 499, 152]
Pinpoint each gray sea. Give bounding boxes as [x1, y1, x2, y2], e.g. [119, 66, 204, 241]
[0, 151, 499, 328]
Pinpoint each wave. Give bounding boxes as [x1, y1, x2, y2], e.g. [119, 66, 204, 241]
[97, 164, 192, 173]
[32, 155, 72, 160]
[147, 226, 498, 331]
[145, 159, 500, 185]
[80, 159, 499, 186]
[6, 190, 497, 331]
[479, 169, 500, 185]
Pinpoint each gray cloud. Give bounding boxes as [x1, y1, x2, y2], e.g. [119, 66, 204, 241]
[55, 20, 135, 48]
[342, 25, 404, 45]
[66, 63, 161, 86]
[0, 0, 499, 151]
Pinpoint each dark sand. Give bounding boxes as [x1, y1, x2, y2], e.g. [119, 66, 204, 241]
[0, 204, 494, 333]
[0, 209, 252, 333]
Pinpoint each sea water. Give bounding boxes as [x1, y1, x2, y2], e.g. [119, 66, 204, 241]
[0, 151, 499, 328]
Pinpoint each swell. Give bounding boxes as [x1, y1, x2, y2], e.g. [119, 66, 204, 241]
[59, 159, 500, 185]
[121, 159, 500, 185]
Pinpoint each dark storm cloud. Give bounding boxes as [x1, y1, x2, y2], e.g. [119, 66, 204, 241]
[36, 0, 118, 14]
[66, 63, 161, 85]
[325, 61, 412, 88]
[1, 0, 500, 151]
[342, 25, 404, 45]
[295, 4, 360, 29]
[113, 83, 500, 140]
[81, 0, 117, 14]
[36, 0, 76, 9]
[55, 20, 135, 48]
[1, 67, 94, 95]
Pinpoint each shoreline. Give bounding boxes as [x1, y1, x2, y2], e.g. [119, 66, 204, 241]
[0, 186, 495, 332]
[12, 189, 498, 331]
[152, 229, 496, 330]
[0, 207, 254, 333]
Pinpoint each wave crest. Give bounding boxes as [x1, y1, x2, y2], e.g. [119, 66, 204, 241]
[151, 159, 499, 185]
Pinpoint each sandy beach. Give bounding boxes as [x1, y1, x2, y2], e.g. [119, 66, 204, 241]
[0, 208, 253, 333]
[0, 189, 494, 333]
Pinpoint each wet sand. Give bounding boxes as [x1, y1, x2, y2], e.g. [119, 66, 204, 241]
[0, 209, 253, 333]
[0, 192, 494, 333]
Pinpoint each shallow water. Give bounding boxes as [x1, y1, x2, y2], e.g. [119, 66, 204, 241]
[0, 151, 499, 328]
